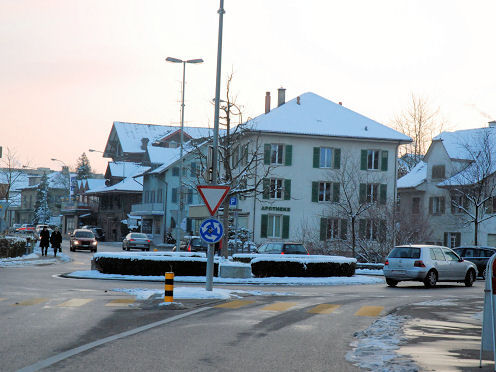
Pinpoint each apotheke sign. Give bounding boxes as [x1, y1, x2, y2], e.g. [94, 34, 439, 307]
[261, 206, 290, 212]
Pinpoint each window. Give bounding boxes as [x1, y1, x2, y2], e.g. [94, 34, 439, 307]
[263, 178, 291, 200]
[271, 144, 283, 164]
[320, 218, 347, 240]
[267, 215, 282, 238]
[264, 144, 292, 166]
[366, 184, 379, 203]
[190, 162, 197, 177]
[361, 150, 388, 171]
[186, 189, 193, 204]
[429, 196, 445, 214]
[359, 183, 387, 204]
[319, 182, 332, 202]
[144, 191, 150, 203]
[443, 232, 461, 248]
[261, 214, 290, 239]
[412, 197, 420, 214]
[157, 189, 162, 203]
[171, 188, 178, 203]
[359, 219, 386, 241]
[429, 247, 445, 261]
[367, 150, 379, 170]
[485, 197, 496, 214]
[270, 179, 283, 199]
[452, 193, 469, 214]
[432, 165, 445, 179]
[150, 191, 155, 203]
[172, 167, 179, 177]
[320, 148, 332, 168]
[312, 182, 339, 202]
[442, 248, 459, 261]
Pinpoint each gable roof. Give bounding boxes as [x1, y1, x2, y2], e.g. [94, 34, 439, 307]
[246, 92, 411, 142]
[432, 127, 496, 160]
[85, 176, 143, 195]
[106, 162, 150, 179]
[397, 161, 427, 189]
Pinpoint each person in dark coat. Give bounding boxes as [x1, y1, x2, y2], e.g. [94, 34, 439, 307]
[39, 226, 50, 256]
[50, 228, 62, 257]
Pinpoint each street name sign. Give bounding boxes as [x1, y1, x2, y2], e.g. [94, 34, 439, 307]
[197, 185, 230, 216]
[199, 218, 224, 244]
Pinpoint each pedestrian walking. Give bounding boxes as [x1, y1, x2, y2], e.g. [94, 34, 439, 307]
[50, 228, 62, 257]
[39, 226, 50, 256]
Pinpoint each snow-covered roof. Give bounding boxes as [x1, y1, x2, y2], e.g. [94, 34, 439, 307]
[112, 122, 212, 154]
[149, 142, 200, 175]
[246, 92, 411, 142]
[432, 127, 496, 160]
[397, 161, 427, 189]
[146, 145, 179, 165]
[85, 176, 143, 195]
[20, 172, 76, 190]
[77, 178, 107, 191]
[107, 162, 150, 178]
[0, 171, 29, 191]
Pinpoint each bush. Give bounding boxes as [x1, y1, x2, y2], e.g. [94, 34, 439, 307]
[250, 255, 356, 277]
[93, 252, 219, 276]
[0, 237, 27, 258]
[232, 253, 258, 263]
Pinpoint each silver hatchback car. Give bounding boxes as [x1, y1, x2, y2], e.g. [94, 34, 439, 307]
[383, 244, 478, 288]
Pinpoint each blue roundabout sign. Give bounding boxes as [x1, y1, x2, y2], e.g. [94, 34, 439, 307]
[199, 218, 224, 244]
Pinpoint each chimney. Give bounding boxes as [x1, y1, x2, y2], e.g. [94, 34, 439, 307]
[489, 120, 496, 128]
[296, 96, 300, 105]
[277, 87, 286, 107]
[339, 102, 343, 106]
[265, 92, 271, 114]
[141, 137, 149, 150]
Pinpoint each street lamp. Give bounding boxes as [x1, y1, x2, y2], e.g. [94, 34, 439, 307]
[166, 56, 203, 252]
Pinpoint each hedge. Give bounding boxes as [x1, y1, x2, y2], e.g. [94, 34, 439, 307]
[0, 237, 27, 258]
[93, 252, 219, 276]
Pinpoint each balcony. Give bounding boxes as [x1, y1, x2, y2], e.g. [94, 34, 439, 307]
[61, 201, 98, 213]
[130, 203, 165, 216]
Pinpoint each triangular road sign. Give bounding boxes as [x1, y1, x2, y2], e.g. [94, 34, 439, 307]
[197, 185, 231, 216]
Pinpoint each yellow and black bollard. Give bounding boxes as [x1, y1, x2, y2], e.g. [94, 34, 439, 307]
[164, 272, 174, 302]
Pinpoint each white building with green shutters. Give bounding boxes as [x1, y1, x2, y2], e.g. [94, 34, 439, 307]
[235, 90, 411, 247]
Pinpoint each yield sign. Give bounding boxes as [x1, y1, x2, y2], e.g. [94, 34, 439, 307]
[197, 185, 230, 216]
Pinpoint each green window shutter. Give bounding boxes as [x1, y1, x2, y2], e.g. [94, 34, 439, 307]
[360, 150, 367, 170]
[334, 148, 341, 169]
[313, 147, 320, 168]
[312, 182, 319, 202]
[282, 215, 290, 239]
[261, 215, 268, 238]
[340, 219, 347, 240]
[440, 197, 445, 214]
[320, 218, 327, 241]
[359, 219, 366, 239]
[429, 197, 433, 214]
[359, 183, 366, 203]
[263, 179, 270, 199]
[284, 179, 291, 200]
[381, 151, 388, 171]
[379, 184, 387, 205]
[455, 233, 461, 247]
[443, 232, 448, 246]
[285, 145, 292, 166]
[333, 183, 340, 202]
[264, 144, 271, 165]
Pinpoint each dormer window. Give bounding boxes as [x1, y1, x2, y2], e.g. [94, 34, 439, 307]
[432, 165, 445, 179]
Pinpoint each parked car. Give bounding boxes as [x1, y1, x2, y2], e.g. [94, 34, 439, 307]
[452, 246, 496, 279]
[10, 223, 22, 232]
[255, 242, 309, 255]
[383, 244, 477, 288]
[81, 225, 105, 241]
[183, 236, 208, 252]
[70, 229, 98, 252]
[122, 233, 151, 251]
[17, 224, 35, 233]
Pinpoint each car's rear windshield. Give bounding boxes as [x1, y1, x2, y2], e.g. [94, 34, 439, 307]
[389, 247, 421, 259]
[131, 233, 148, 239]
[283, 244, 307, 254]
[75, 231, 94, 238]
[191, 238, 208, 247]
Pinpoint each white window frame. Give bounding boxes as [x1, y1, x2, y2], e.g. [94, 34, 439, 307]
[366, 183, 379, 203]
[432, 196, 443, 214]
[267, 214, 282, 238]
[367, 150, 380, 170]
[365, 219, 378, 241]
[270, 178, 283, 199]
[270, 144, 284, 165]
[319, 182, 332, 202]
[320, 147, 332, 168]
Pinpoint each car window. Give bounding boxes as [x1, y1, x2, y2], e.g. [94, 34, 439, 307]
[131, 233, 148, 239]
[464, 248, 475, 257]
[442, 248, 459, 261]
[483, 249, 496, 258]
[283, 244, 307, 254]
[431, 247, 446, 261]
[257, 244, 267, 253]
[74, 231, 94, 238]
[268, 243, 282, 253]
[389, 247, 421, 259]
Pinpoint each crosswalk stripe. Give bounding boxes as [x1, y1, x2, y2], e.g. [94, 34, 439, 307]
[307, 304, 341, 314]
[354, 306, 384, 317]
[260, 302, 298, 312]
[57, 299, 93, 307]
[215, 300, 255, 309]
[13, 298, 48, 306]
[106, 299, 135, 307]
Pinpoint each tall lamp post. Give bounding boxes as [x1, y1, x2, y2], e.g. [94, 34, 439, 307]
[166, 56, 203, 252]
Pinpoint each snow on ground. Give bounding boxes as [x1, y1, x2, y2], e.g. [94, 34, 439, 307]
[66, 270, 384, 286]
[0, 245, 70, 267]
[346, 314, 420, 372]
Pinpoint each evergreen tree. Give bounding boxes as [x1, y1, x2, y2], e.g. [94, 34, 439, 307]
[76, 152, 92, 180]
[33, 173, 51, 224]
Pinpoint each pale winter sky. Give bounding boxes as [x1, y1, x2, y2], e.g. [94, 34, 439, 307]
[2, 0, 496, 174]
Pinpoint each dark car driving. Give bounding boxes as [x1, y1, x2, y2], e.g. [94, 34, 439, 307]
[452, 246, 496, 278]
[122, 233, 151, 251]
[81, 225, 105, 241]
[256, 242, 309, 255]
[70, 229, 98, 252]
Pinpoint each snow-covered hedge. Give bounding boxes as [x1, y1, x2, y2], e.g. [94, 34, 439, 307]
[93, 252, 219, 276]
[231, 253, 258, 263]
[0, 237, 27, 258]
[251, 255, 356, 277]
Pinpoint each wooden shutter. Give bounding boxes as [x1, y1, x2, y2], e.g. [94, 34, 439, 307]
[333, 183, 340, 202]
[263, 179, 270, 199]
[359, 183, 366, 203]
[340, 219, 347, 240]
[313, 147, 320, 168]
[320, 218, 327, 241]
[455, 232, 461, 247]
[312, 182, 319, 202]
[282, 215, 290, 239]
[334, 148, 341, 169]
[261, 215, 268, 238]
[264, 144, 271, 165]
[440, 197, 446, 214]
[443, 232, 448, 246]
[381, 151, 388, 171]
[379, 184, 387, 205]
[429, 197, 433, 214]
[284, 179, 291, 200]
[285, 145, 292, 166]
[360, 150, 367, 170]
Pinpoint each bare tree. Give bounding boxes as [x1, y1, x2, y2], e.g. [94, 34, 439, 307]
[393, 94, 446, 172]
[0, 148, 28, 225]
[440, 128, 496, 245]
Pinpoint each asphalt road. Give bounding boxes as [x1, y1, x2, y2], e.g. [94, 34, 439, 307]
[0, 241, 493, 372]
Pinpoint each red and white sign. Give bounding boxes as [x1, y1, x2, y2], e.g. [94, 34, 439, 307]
[197, 185, 230, 216]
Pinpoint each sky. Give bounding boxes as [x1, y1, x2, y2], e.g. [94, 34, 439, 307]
[2, 0, 496, 174]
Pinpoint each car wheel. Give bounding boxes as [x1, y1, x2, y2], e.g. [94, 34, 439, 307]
[386, 278, 398, 287]
[424, 270, 438, 288]
[142, 248, 145, 251]
[464, 269, 475, 287]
